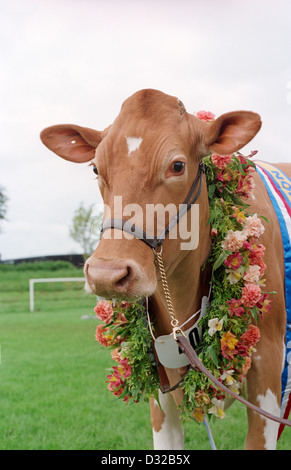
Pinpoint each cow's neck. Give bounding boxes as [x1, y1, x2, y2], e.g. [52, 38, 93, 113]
[151, 179, 211, 336]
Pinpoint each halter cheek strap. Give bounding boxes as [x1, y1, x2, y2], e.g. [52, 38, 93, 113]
[100, 162, 205, 249]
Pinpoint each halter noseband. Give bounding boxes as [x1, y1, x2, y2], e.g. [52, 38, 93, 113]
[100, 161, 205, 249]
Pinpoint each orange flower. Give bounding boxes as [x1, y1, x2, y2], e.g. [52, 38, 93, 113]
[94, 300, 113, 324]
[241, 357, 252, 375]
[232, 206, 246, 224]
[240, 324, 260, 348]
[221, 331, 239, 359]
[221, 331, 238, 350]
[192, 407, 204, 423]
[95, 324, 121, 347]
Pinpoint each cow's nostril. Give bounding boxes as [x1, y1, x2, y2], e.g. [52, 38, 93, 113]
[115, 266, 131, 290]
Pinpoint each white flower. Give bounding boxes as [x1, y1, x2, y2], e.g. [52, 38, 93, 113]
[221, 229, 247, 252]
[229, 381, 240, 394]
[208, 398, 225, 419]
[243, 264, 261, 284]
[225, 268, 242, 284]
[243, 214, 265, 239]
[220, 370, 240, 394]
[220, 370, 235, 384]
[208, 318, 223, 336]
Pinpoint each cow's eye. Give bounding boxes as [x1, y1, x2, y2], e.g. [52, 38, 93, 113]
[92, 165, 98, 175]
[171, 161, 185, 174]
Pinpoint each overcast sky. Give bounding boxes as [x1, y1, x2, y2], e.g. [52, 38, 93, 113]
[1, 0, 291, 260]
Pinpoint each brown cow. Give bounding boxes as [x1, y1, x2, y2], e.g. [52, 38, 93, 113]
[40, 89, 290, 449]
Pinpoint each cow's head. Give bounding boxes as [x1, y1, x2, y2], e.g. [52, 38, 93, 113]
[41, 89, 261, 300]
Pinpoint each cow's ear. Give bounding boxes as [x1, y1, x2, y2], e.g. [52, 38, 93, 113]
[201, 111, 261, 156]
[40, 124, 103, 162]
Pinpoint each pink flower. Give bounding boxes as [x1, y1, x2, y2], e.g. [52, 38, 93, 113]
[121, 359, 132, 377]
[106, 369, 125, 398]
[249, 243, 265, 264]
[114, 311, 128, 325]
[106, 359, 132, 402]
[196, 110, 215, 122]
[243, 240, 252, 251]
[236, 174, 255, 199]
[226, 298, 245, 317]
[256, 258, 267, 276]
[95, 324, 121, 347]
[211, 154, 233, 169]
[111, 348, 123, 362]
[240, 325, 260, 348]
[211, 227, 218, 236]
[243, 265, 261, 284]
[221, 230, 247, 252]
[237, 154, 248, 165]
[241, 283, 262, 308]
[95, 324, 112, 347]
[256, 293, 272, 316]
[224, 252, 243, 270]
[237, 151, 258, 164]
[243, 214, 265, 239]
[94, 300, 114, 324]
[107, 373, 122, 393]
[107, 361, 131, 383]
[217, 170, 232, 183]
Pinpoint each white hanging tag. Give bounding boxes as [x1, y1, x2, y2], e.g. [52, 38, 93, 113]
[154, 296, 208, 369]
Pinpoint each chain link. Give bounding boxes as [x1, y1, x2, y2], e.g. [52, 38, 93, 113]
[154, 248, 185, 338]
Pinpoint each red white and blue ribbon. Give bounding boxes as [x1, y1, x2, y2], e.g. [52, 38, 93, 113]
[255, 161, 291, 439]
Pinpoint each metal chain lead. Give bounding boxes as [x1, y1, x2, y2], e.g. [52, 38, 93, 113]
[154, 248, 185, 339]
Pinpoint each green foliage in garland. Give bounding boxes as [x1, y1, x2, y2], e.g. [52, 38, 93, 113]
[179, 152, 271, 422]
[95, 300, 159, 404]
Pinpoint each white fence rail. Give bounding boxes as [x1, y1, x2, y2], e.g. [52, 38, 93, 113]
[29, 277, 85, 312]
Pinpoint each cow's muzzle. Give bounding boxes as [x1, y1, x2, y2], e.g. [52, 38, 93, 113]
[84, 256, 157, 299]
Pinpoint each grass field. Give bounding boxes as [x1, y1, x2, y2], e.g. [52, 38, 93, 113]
[0, 261, 290, 450]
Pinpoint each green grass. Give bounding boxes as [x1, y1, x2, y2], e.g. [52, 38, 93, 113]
[0, 261, 290, 450]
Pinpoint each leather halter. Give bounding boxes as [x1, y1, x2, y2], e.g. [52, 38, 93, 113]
[100, 161, 205, 249]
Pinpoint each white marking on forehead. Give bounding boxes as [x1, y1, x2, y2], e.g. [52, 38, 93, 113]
[126, 136, 143, 156]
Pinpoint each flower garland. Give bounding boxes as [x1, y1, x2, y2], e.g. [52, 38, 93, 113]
[95, 300, 159, 404]
[94, 110, 273, 423]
